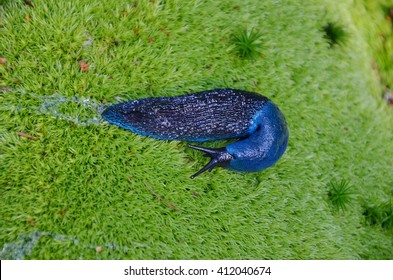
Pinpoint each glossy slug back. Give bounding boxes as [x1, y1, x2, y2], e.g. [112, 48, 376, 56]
[102, 88, 288, 178]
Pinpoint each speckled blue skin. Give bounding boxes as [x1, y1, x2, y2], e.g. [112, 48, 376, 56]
[102, 88, 288, 178]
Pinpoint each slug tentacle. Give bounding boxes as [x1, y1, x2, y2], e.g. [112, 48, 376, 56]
[102, 88, 288, 178]
[187, 144, 233, 179]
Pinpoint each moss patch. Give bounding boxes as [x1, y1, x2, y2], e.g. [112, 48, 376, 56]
[1, 0, 392, 259]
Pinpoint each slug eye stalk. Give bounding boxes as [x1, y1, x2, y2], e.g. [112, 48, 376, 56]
[187, 144, 233, 179]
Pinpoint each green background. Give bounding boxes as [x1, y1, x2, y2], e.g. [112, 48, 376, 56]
[1, 0, 392, 259]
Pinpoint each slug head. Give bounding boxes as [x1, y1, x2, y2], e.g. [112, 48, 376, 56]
[187, 144, 233, 179]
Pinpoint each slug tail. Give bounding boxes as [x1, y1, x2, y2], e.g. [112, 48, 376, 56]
[187, 144, 233, 179]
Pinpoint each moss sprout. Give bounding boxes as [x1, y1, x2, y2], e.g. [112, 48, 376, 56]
[323, 22, 348, 47]
[231, 28, 263, 60]
[327, 180, 354, 211]
[363, 201, 393, 230]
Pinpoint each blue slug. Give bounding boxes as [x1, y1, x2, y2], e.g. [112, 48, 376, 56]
[102, 88, 289, 178]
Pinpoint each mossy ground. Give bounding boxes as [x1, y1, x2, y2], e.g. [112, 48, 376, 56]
[0, 0, 392, 259]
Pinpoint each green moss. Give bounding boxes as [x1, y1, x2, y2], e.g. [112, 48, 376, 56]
[363, 201, 393, 230]
[231, 28, 263, 60]
[327, 180, 354, 212]
[323, 22, 349, 47]
[351, 0, 393, 93]
[1, 0, 393, 259]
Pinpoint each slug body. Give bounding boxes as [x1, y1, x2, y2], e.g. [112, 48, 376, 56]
[102, 88, 288, 178]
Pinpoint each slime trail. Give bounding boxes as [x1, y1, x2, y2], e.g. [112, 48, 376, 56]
[0, 89, 106, 126]
[0, 230, 149, 260]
